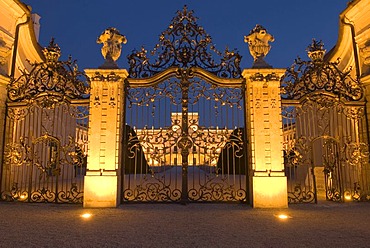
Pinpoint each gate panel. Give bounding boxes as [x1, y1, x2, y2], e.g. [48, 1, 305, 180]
[123, 6, 246, 203]
[186, 78, 247, 202]
[283, 99, 370, 203]
[122, 79, 183, 202]
[1, 103, 89, 203]
[281, 40, 370, 203]
[0, 40, 90, 203]
[282, 104, 316, 203]
[122, 77, 247, 203]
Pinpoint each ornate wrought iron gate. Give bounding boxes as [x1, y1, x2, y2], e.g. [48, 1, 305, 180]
[122, 7, 248, 203]
[281, 40, 370, 203]
[0, 41, 90, 203]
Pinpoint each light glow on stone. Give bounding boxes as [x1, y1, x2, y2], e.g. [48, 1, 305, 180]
[275, 214, 291, 220]
[81, 213, 92, 219]
[278, 214, 288, 219]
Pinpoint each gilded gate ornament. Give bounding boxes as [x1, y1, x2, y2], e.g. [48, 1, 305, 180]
[7, 39, 90, 107]
[128, 5, 241, 78]
[43, 37, 61, 63]
[281, 39, 363, 101]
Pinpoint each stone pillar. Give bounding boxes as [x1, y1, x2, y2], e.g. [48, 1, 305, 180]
[361, 75, 370, 137]
[360, 75, 370, 193]
[242, 68, 288, 208]
[83, 69, 128, 208]
[0, 75, 10, 169]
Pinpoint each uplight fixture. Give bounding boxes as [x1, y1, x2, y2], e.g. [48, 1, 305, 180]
[274, 214, 291, 220]
[344, 195, 352, 201]
[81, 213, 92, 219]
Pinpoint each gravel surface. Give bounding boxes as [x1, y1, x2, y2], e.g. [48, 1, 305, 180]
[0, 201, 369, 248]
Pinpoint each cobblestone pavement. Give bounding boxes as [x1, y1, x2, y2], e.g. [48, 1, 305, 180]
[0, 201, 369, 248]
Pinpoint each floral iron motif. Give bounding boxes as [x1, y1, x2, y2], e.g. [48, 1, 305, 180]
[128, 5, 241, 78]
[281, 39, 363, 101]
[7, 38, 90, 107]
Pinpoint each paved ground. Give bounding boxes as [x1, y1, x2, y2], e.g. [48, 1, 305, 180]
[0, 201, 369, 248]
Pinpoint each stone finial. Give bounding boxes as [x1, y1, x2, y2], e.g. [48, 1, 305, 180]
[43, 38, 61, 63]
[97, 27, 127, 69]
[244, 25, 274, 68]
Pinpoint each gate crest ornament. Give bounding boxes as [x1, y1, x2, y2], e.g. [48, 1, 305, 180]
[281, 39, 363, 101]
[43, 38, 61, 63]
[128, 5, 241, 78]
[7, 39, 90, 107]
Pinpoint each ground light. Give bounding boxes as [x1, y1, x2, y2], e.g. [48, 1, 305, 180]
[81, 213, 93, 219]
[344, 195, 352, 201]
[274, 214, 292, 220]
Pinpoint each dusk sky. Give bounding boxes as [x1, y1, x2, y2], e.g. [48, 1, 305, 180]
[25, 0, 348, 71]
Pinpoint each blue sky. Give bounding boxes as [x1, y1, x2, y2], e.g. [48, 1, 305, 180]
[25, 0, 348, 70]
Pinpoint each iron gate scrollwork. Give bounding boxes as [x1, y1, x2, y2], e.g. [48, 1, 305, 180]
[281, 40, 370, 203]
[0, 39, 90, 203]
[122, 6, 248, 203]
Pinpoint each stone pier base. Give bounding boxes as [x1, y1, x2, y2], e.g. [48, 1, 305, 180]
[83, 175, 118, 208]
[252, 176, 288, 208]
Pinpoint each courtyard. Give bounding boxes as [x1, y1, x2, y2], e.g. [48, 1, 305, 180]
[1, 201, 369, 247]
